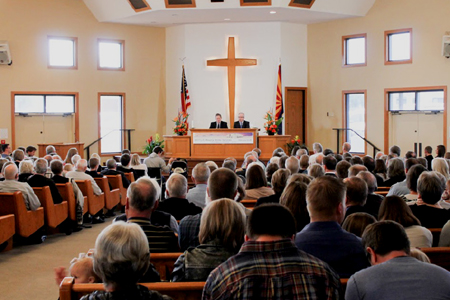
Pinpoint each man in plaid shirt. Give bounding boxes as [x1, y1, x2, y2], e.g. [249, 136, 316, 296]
[202, 204, 340, 300]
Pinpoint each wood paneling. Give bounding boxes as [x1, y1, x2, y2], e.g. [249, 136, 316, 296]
[285, 87, 307, 145]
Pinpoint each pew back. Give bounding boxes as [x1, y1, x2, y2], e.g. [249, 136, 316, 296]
[150, 252, 183, 281]
[32, 186, 68, 229]
[94, 177, 120, 210]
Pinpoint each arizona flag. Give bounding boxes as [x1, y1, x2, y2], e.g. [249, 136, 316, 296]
[275, 64, 284, 135]
[180, 65, 191, 113]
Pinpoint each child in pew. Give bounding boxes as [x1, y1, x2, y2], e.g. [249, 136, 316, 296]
[55, 254, 101, 285]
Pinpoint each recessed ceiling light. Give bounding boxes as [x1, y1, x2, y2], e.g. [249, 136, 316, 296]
[224, 18, 231, 21]
[270, 11, 277, 14]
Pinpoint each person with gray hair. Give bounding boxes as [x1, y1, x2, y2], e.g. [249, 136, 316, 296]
[0, 164, 41, 210]
[27, 158, 63, 204]
[18, 160, 34, 182]
[158, 173, 202, 220]
[308, 142, 323, 165]
[348, 164, 368, 177]
[66, 159, 103, 196]
[187, 163, 211, 208]
[12, 149, 25, 167]
[285, 156, 299, 174]
[342, 142, 351, 154]
[236, 154, 257, 178]
[356, 171, 383, 218]
[233, 112, 250, 128]
[222, 159, 236, 171]
[295, 148, 308, 159]
[100, 158, 130, 188]
[381, 158, 406, 187]
[409, 171, 450, 228]
[46, 145, 57, 156]
[80, 222, 171, 300]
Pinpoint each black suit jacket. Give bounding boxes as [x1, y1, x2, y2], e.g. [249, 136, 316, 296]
[233, 120, 250, 128]
[27, 174, 63, 204]
[209, 121, 228, 129]
[52, 175, 69, 184]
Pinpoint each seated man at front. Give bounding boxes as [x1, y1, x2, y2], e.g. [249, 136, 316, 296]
[209, 113, 228, 129]
[27, 158, 63, 204]
[203, 204, 340, 300]
[233, 112, 250, 129]
[346, 220, 450, 300]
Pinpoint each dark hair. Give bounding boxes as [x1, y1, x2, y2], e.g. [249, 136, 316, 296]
[362, 156, 375, 172]
[323, 155, 337, 171]
[417, 172, 445, 204]
[245, 164, 267, 189]
[389, 145, 401, 157]
[378, 196, 421, 227]
[405, 151, 415, 159]
[345, 177, 368, 206]
[271, 169, 290, 194]
[247, 204, 296, 240]
[50, 160, 64, 175]
[153, 146, 164, 154]
[406, 164, 427, 192]
[26, 145, 37, 153]
[437, 145, 446, 158]
[280, 182, 310, 232]
[1, 144, 9, 152]
[290, 146, 300, 157]
[279, 155, 288, 169]
[417, 157, 428, 169]
[350, 156, 363, 165]
[342, 213, 376, 238]
[265, 163, 279, 183]
[335, 154, 343, 162]
[307, 176, 346, 219]
[373, 159, 387, 174]
[215, 113, 222, 118]
[336, 160, 351, 179]
[445, 152, 450, 160]
[405, 158, 418, 170]
[121, 149, 130, 155]
[323, 148, 334, 156]
[89, 158, 100, 169]
[120, 154, 131, 166]
[362, 220, 410, 256]
[424, 146, 432, 154]
[208, 168, 238, 200]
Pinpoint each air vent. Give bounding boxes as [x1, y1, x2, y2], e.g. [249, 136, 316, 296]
[127, 0, 151, 12]
[240, 0, 271, 6]
[289, 0, 315, 8]
[165, 0, 196, 8]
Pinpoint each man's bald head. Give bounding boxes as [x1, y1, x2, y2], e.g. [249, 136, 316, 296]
[208, 168, 238, 200]
[76, 159, 88, 171]
[4, 164, 18, 180]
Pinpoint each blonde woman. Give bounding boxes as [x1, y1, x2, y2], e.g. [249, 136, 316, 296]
[130, 153, 148, 176]
[64, 148, 78, 164]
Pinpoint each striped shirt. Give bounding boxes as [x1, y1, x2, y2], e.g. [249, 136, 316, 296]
[127, 217, 179, 253]
[203, 239, 340, 300]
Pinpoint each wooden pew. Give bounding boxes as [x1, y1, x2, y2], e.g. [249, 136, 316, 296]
[241, 199, 257, 209]
[429, 228, 442, 247]
[59, 278, 204, 300]
[106, 175, 127, 206]
[374, 190, 389, 196]
[75, 180, 105, 216]
[420, 247, 450, 271]
[124, 172, 135, 183]
[32, 186, 68, 230]
[94, 177, 120, 210]
[150, 252, 183, 281]
[0, 214, 15, 251]
[377, 187, 390, 191]
[56, 183, 88, 222]
[0, 191, 44, 238]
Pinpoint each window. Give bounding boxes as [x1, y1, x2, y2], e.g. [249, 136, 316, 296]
[15, 94, 75, 114]
[385, 28, 412, 65]
[342, 34, 367, 67]
[48, 36, 77, 69]
[98, 39, 125, 71]
[344, 91, 366, 153]
[389, 89, 444, 111]
[99, 94, 125, 154]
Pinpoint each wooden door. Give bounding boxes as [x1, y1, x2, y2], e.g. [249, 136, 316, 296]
[285, 87, 307, 144]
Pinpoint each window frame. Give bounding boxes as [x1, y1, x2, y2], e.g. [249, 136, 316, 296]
[342, 33, 367, 67]
[97, 39, 125, 71]
[384, 28, 413, 65]
[388, 89, 445, 112]
[47, 36, 78, 70]
[98, 93, 126, 156]
[13, 94, 76, 114]
[342, 90, 367, 154]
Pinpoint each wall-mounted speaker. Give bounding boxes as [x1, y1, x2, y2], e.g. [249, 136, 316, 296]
[0, 41, 12, 65]
[443, 36, 450, 58]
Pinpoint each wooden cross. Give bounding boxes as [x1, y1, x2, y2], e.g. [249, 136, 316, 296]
[207, 37, 257, 127]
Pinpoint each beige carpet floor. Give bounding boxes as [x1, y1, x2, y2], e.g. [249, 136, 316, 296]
[0, 221, 110, 300]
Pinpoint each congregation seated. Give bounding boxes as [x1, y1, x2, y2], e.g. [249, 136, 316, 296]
[186, 163, 210, 209]
[55, 255, 101, 286]
[18, 159, 34, 182]
[280, 181, 310, 232]
[179, 168, 239, 251]
[378, 196, 432, 248]
[432, 157, 450, 180]
[12, 149, 25, 168]
[85, 158, 103, 178]
[66, 159, 103, 196]
[27, 158, 63, 204]
[401, 164, 427, 203]
[158, 173, 202, 221]
[356, 171, 383, 218]
[373, 158, 387, 180]
[0, 163, 41, 211]
[64, 147, 78, 165]
[348, 164, 367, 177]
[144, 146, 175, 174]
[380, 158, 406, 187]
[336, 159, 351, 179]
[244, 163, 274, 200]
[264, 162, 279, 185]
[203, 204, 340, 299]
[235, 154, 256, 178]
[130, 153, 148, 176]
[117, 153, 135, 175]
[344, 177, 377, 220]
[342, 212, 376, 238]
[409, 172, 450, 229]
[172, 198, 245, 282]
[295, 176, 369, 278]
[298, 154, 309, 174]
[387, 158, 419, 197]
[78, 222, 170, 300]
[308, 163, 324, 178]
[46, 145, 57, 156]
[100, 159, 130, 189]
[323, 155, 337, 177]
[345, 221, 450, 300]
[25, 145, 38, 161]
[256, 168, 289, 206]
[1, 143, 12, 159]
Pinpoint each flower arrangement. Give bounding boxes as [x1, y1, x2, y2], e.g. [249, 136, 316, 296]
[286, 135, 303, 153]
[264, 110, 283, 135]
[143, 134, 164, 155]
[173, 111, 189, 136]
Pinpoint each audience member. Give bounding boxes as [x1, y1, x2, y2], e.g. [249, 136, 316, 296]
[285, 156, 299, 174]
[350, 156, 363, 165]
[25, 145, 37, 160]
[287, 173, 313, 186]
[401, 164, 427, 203]
[344, 177, 375, 220]
[386, 158, 419, 197]
[308, 142, 323, 165]
[345, 221, 450, 300]
[295, 176, 369, 278]
[117, 153, 134, 175]
[101, 159, 130, 188]
[356, 171, 383, 218]
[381, 158, 406, 187]
[417, 157, 428, 169]
[172, 199, 246, 282]
[323, 148, 334, 157]
[280, 181, 310, 232]
[27, 158, 63, 204]
[424, 145, 433, 171]
[54, 256, 101, 286]
[0, 164, 41, 210]
[244, 164, 274, 200]
[409, 248, 431, 263]
[1, 144, 12, 158]
[342, 212, 376, 238]
[236, 155, 256, 178]
[405, 150, 416, 159]
[46, 145, 57, 156]
[432, 157, 450, 180]
[256, 169, 289, 206]
[64, 148, 78, 164]
[389, 145, 401, 157]
[373, 158, 387, 180]
[222, 158, 236, 172]
[299, 154, 309, 174]
[12, 149, 25, 168]
[342, 142, 351, 154]
[144, 146, 175, 174]
[203, 204, 340, 300]
[264, 162, 279, 184]
[86, 158, 103, 178]
[186, 163, 210, 209]
[130, 153, 148, 176]
[308, 163, 324, 178]
[323, 155, 337, 177]
[66, 159, 103, 196]
[18, 160, 34, 182]
[336, 159, 351, 179]
[436, 144, 446, 158]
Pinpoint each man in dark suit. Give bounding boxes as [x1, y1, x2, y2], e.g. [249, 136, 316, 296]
[209, 113, 228, 129]
[27, 158, 63, 204]
[101, 159, 131, 189]
[233, 112, 250, 128]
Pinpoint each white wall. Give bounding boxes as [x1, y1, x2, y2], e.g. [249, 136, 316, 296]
[166, 22, 307, 134]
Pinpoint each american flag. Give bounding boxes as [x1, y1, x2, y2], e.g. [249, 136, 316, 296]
[181, 65, 191, 113]
[275, 64, 284, 135]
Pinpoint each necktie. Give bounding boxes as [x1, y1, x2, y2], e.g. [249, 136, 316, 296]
[217, 123, 220, 129]
[240, 122, 243, 128]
